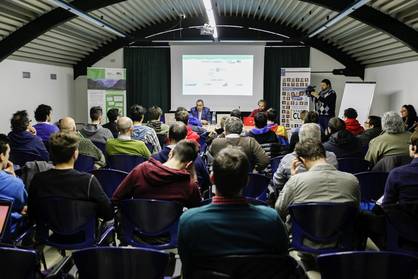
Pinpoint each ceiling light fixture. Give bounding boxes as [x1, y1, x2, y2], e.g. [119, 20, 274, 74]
[202, 0, 218, 40]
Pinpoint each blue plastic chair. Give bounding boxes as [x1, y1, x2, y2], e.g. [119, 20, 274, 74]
[288, 202, 358, 254]
[92, 141, 106, 155]
[270, 155, 285, 175]
[355, 172, 388, 211]
[318, 251, 418, 279]
[384, 202, 418, 256]
[91, 169, 128, 199]
[200, 197, 268, 207]
[337, 158, 370, 174]
[34, 198, 114, 252]
[108, 154, 147, 172]
[74, 154, 96, 172]
[118, 199, 183, 250]
[9, 150, 44, 167]
[73, 247, 169, 279]
[0, 247, 38, 279]
[243, 173, 270, 200]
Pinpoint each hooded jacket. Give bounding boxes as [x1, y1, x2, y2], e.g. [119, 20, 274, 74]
[323, 130, 363, 158]
[80, 124, 113, 144]
[8, 131, 49, 161]
[112, 158, 201, 208]
[248, 126, 279, 145]
[344, 118, 365, 136]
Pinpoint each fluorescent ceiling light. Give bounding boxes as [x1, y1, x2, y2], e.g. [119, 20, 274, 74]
[308, 0, 369, 38]
[202, 0, 218, 39]
[46, 0, 127, 38]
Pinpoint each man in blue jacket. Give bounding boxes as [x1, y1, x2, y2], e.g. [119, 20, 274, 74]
[190, 99, 212, 125]
[8, 110, 49, 161]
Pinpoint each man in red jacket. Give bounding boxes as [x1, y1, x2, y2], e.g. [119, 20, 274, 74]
[112, 140, 202, 208]
[343, 108, 364, 136]
[174, 110, 200, 143]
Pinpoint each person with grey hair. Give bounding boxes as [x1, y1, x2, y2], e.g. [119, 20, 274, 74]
[365, 111, 411, 165]
[105, 116, 151, 158]
[208, 117, 269, 172]
[273, 123, 338, 192]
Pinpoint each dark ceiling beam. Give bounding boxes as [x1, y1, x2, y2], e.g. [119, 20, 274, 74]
[301, 0, 418, 52]
[73, 16, 365, 79]
[0, 0, 125, 62]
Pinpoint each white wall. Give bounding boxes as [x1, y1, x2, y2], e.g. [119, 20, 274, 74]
[92, 48, 123, 68]
[0, 59, 74, 133]
[310, 48, 363, 116]
[365, 61, 418, 116]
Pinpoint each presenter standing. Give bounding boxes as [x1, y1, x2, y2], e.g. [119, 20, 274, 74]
[311, 79, 337, 130]
[190, 99, 211, 125]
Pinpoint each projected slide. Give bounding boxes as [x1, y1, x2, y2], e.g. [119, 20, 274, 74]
[182, 55, 253, 96]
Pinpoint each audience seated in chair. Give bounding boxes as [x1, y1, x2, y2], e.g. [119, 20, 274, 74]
[0, 134, 28, 234]
[28, 132, 113, 222]
[32, 104, 59, 142]
[266, 108, 288, 144]
[382, 130, 418, 206]
[102, 108, 119, 138]
[323, 117, 363, 158]
[174, 109, 200, 143]
[273, 123, 337, 192]
[106, 117, 151, 158]
[8, 110, 49, 162]
[343, 108, 364, 136]
[248, 112, 281, 145]
[112, 140, 202, 208]
[365, 111, 411, 166]
[129, 104, 161, 154]
[275, 139, 360, 222]
[178, 147, 288, 275]
[230, 108, 241, 119]
[401, 104, 418, 133]
[357, 115, 382, 148]
[152, 122, 210, 192]
[146, 106, 169, 144]
[80, 106, 114, 144]
[208, 117, 269, 172]
[60, 117, 105, 169]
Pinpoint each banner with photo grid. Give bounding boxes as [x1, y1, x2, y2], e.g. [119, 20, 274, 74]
[280, 68, 311, 130]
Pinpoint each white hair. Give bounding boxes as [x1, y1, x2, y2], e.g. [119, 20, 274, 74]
[382, 111, 405, 134]
[299, 123, 321, 143]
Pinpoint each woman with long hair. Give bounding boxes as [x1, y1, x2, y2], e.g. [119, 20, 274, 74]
[400, 104, 418, 132]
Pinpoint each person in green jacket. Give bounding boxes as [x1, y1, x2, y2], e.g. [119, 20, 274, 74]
[106, 117, 151, 158]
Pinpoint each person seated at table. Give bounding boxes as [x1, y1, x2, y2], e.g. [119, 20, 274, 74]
[190, 99, 211, 125]
[249, 99, 268, 117]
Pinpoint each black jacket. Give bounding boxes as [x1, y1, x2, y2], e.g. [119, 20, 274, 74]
[324, 130, 363, 158]
[357, 127, 382, 147]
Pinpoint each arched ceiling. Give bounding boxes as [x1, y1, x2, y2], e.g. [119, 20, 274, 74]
[0, 0, 417, 79]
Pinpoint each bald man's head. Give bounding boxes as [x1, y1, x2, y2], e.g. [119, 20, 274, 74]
[59, 117, 76, 133]
[117, 117, 133, 135]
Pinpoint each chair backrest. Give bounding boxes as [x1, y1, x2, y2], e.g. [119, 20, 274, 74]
[119, 199, 183, 250]
[337, 158, 370, 174]
[243, 174, 270, 200]
[91, 141, 106, 154]
[9, 150, 43, 167]
[288, 202, 358, 254]
[0, 247, 38, 279]
[34, 198, 98, 250]
[355, 171, 388, 204]
[74, 154, 95, 172]
[91, 169, 128, 199]
[108, 154, 147, 172]
[383, 202, 418, 256]
[270, 155, 285, 175]
[185, 254, 299, 279]
[318, 251, 418, 279]
[372, 154, 411, 172]
[73, 247, 169, 279]
[199, 197, 268, 207]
